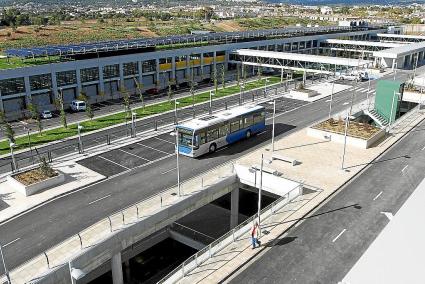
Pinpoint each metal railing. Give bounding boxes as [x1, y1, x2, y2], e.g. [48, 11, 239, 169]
[158, 183, 303, 284]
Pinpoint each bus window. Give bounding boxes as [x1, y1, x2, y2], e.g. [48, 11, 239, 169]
[207, 128, 219, 141]
[253, 111, 265, 124]
[243, 115, 253, 128]
[219, 123, 230, 137]
[230, 120, 240, 133]
[199, 131, 207, 144]
[178, 128, 194, 147]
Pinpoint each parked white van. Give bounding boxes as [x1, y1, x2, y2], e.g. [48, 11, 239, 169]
[70, 100, 86, 111]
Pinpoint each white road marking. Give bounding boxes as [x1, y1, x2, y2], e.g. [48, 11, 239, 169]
[118, 149, 150, 161]
[3, 237, 20, 247]
[401, 165, 409, 173]
[154, 136, 175, 145]
[97, 155, 130, 170]
[373, 191, 383, 201]
[325, 99, 331, 102]
[381, 211, 393, 221]
[88, 194, 111, 205]
[343, 102, 349, 105]
[422, 145, 425, 151]
[360, 89, 368, 93]
[332, 229, 346, 243]
[161, 167, 177, 175]
[136, 142, 173, 155]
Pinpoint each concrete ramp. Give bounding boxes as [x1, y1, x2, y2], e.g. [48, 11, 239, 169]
[235, 164, 301, 197]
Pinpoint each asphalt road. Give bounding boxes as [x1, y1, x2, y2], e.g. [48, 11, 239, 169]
[228, 118, 425, 284]
[0, 68, 417, 274]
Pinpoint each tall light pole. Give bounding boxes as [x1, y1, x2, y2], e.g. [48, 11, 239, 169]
[175, 127, 181, 196]
[393, 62, 398, 81]
[341, 110, 349, 170]
[77, 123, 83, 154]
[9, 141, 16, 172]
[240, 85, 245, 106]
[131, 112, 137, 138]
[367, 77, 371, 110]
[328, 82, 335, 119]
[264, 78, 269, 97]
[389, 91, 399, 132]
[209, 90, 214, 114]
[0, 242, 11, 284]
[174, 99, 180, 124]
[268, 100, 276, 152]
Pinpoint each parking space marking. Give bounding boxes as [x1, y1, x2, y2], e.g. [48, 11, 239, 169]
[98, 155, 130, 170]
[373, 191, 383, 201]
[422, 145, 425, 151]
[3, 237, 20, 247]
[332, 229, 346, 243]
[88, 194, 111, 205]
[118, 149, 150, 162]
[137, 142, 174, 155]
[154, 136, 175, 145]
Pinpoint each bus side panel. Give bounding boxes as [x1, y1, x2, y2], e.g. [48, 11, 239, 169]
[226, 129, 248, 144]
[250, 121, 266, 134]
[178, 145, 193, 157]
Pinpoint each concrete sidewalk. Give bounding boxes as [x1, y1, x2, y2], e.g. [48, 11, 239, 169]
[174, 104, 425, 283]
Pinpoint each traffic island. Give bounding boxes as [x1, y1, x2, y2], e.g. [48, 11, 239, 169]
[308, 118, 385, 149]
[7, 162, 65, 197]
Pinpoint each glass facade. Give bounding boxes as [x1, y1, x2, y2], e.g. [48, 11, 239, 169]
[123, 62, 139, 76]
[142, 60, 156, 73]
[30, 73, 52, 91]
[81, 67, 99, 83]
[56, 70, 77, 87]
[0, 78, 26, 96]
[103, 64, 120, 79]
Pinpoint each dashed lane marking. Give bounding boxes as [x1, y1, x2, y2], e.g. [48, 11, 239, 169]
[161, 167, 177, 175]
[373, 191, 383, 201]
[136, 142, 174, 155]
[88, 194, 111, 205]
[154, 136, 175, 145]
[401, 165, 409, 173]
[3, 237, 20, 247]
[332, 229, 346, 243]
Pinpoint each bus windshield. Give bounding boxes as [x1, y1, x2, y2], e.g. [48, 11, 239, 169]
[177, 128, 194, 147]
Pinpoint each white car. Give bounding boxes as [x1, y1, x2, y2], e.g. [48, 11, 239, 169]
[70, 100, 86, 112]
[339, 73, 360, 82]
[41, 110, 53, 119]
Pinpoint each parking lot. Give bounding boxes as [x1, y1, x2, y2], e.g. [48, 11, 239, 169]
[78, 133, 176, 177]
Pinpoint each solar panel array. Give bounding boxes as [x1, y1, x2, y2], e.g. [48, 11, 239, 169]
[5, 26, 356, 59]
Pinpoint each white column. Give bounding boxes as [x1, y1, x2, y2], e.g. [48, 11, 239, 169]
[230, 187, 239, 230]
[111, 252, 124, 284]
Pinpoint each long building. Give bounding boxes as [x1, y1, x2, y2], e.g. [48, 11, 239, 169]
[0, 26, 385, 120]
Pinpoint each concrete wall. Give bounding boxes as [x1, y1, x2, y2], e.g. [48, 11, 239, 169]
[33, 175, 238, 284]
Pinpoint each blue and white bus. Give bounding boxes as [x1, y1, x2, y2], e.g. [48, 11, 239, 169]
[176, 104, 266, 157]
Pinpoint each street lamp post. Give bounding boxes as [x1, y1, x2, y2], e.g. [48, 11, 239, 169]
[0, 243, 11, 284]
[240, 85, 245, 106]
[268, 100, 276, 152]
[367, 77, 371, 110]
[264, 78, 269, 98]
[175, 127, 181, 196]
[77, 123, 83, 154]
[9, 141, 16, 172]
[131, 112, 137, 138]
[174, 99, 180, 124]
[388, 91, 399, 132]
[328, 82, 335, 119]
[209, 90, 214, 114]
[393, 62, 398, 81]
[341, 110, 349, 170]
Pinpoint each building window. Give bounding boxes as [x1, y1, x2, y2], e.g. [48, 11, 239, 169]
[0, 77, 26, 96]
[142, 60, 156, 73]
[103, 64, 120, 79]
[30, 73, 52, 91]
[123, 62, 139, 76]
[56, 70, 77, 87]
[81, 67, 99, 83]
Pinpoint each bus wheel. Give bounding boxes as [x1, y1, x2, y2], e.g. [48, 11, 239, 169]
[209, 143, 217, 153]
[246, 130, 252, 139]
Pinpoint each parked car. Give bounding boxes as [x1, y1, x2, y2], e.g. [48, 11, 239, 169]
[70, 100, 86, 112]
[339, 73, 360, 82]
[146, 88, 159, 95]
[41, 110, 53, 119]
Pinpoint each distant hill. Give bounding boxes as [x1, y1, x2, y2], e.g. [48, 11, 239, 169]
[268, 0, 425, 4]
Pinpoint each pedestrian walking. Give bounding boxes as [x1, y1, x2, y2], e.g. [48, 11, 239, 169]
[251, 222, 260, 249]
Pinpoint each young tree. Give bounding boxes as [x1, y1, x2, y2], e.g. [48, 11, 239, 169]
[221, 65, 226, 89]
[78, 91, 94, 120]
[236, 64, 241, 89]
[133, 77, 144, 108]
[27, 102, 43, 134]
[167, 83, 174, 102]
[55, 90, 67, 129]
[4, 123, 15, 144]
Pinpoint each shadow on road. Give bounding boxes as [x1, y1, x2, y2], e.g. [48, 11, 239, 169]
[264, 236, 297, 248]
